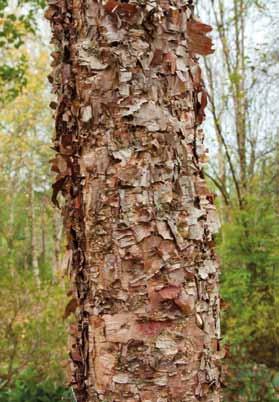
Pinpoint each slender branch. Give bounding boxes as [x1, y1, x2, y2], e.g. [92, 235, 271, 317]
[204, 56, 243, 207]
[204, 171, 230, 205]
[208, 93, 243, 208]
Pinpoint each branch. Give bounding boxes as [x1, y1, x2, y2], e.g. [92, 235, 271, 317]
[204, 171, 230, 205]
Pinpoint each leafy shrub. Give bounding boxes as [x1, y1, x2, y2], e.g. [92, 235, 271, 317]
[0, 369, 73, 402]
[0, 272, 68, 390]
[224, 354, 279, 402]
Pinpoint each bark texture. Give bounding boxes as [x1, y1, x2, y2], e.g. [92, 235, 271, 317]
[47, 1, 222, 401]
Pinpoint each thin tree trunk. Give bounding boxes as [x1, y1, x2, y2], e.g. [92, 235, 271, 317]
[47, 1, 222, 401]
[40, 200, 46, 267]
[29, 173, 40, 285]
[53, 209, 63, 277]
[7, 188, 16, 276]
[233, 0, 247, 195]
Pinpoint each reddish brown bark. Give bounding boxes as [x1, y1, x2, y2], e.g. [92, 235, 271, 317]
[47, 1, 222, 401]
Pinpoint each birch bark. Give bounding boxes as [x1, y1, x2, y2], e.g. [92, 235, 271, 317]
[47, 1, 222, 401]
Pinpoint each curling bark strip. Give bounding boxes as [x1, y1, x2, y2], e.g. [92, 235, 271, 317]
[46, 1, 222, 401]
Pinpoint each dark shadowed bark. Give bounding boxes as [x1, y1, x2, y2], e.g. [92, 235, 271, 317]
[46, 1, 222, 401]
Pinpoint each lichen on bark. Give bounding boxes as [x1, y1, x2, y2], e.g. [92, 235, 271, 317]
[46, 0, 222, 401]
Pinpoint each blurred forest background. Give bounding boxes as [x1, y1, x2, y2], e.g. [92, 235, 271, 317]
[0, 0, 278, 401]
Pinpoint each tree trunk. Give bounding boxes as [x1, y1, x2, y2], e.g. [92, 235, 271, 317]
[52, 208, 63, 277]
[29, 173, 40, 285]
[47, 1, 222, 401]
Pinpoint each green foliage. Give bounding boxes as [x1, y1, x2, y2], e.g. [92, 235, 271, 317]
[218, 178, 279, 400]
[224, 359, 279, 402]
[220, 192, 279, 364]
[229, 71, 242, 85]
[0, 0, 46, 103]
[0, 271, 68, 387]
[0, 369, 73, 402]
[0, 44, 69, 400]
[0, 49, 54, 277]
[0, 56, 27, 105]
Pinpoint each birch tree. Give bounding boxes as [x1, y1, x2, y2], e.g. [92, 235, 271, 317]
[46, 1, 222, 401]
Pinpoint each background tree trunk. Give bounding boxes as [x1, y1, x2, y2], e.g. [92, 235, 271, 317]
[29, 172, 40, 285]
[47, 1, 222, 401]
[52, 208, 63, 277]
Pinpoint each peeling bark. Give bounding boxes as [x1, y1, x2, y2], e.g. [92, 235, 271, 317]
[47, 1, 222, 401]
